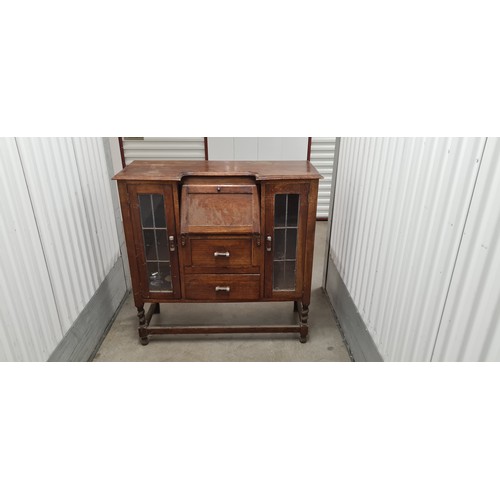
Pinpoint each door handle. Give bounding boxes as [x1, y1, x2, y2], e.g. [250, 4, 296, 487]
[266, 235, 272, 252]
[214, 251, 230, 257]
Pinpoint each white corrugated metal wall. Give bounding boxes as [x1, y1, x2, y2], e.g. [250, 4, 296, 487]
[328, 137, 491, 361]
[432, 138, 500, 361]
[0, 138, 122, 361]
[0, 138, 63, 361]
[207, 137, 308, 161]
[122, 137, 205, 164]
[309, 137, 336, 218]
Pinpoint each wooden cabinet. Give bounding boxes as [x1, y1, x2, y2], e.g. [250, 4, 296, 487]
[113, 161, 321, 344]
[126, 183, 181, 299]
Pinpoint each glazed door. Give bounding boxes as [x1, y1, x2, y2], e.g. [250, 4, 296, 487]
[264, 182, 309, 298]
[129, 184, 181, 300]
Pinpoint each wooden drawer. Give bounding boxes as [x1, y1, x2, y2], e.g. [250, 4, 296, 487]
[184, 274, 260, 300]
[189, 238, 253, 268]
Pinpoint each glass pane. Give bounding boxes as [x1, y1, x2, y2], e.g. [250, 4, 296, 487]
[273, 261, 285, 290]
[275, 194, 286, 227]
[274, 228, 286, 260]
[139, 193, 173, 293]
[147, 262, 161, 291]
[143, 229, 157, 261]
[156, 230, 169, 261]
[283, 261, 296, 290]
[139, 195, 153, 227]
[285, 228, 297, 260]
[152, 194, 166, 228]
[273, 193, 300, 291]
[158, 262, 173, 291]
[287, 194, 299, 227]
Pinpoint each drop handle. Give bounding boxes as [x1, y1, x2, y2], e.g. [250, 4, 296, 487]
[215, 286, 230, 292]
[214, 251, 230, 257]
[266, 235, 272, 252]
[169, 235, 175, 251]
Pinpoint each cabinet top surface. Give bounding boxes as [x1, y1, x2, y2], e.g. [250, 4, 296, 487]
[112, 160, 322, 182]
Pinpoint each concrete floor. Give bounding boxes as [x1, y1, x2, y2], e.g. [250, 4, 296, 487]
[93, 222, 351, 362]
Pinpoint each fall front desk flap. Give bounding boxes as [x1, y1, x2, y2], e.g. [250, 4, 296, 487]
[180, 176, 260, 235]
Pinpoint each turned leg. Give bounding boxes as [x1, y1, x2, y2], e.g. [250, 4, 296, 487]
[137, 306, 145, 326]
[137, 305, 149, 345]
[299, 303, 309, 344]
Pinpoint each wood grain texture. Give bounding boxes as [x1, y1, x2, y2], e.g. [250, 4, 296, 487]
[263, 182, 310, 300]
[180, 177, 260, 234]
[140, 325, 303, 334]
[302, 179, 319, 306]
[128, 183, 182, 300]
[114, 161, 320, 343]
[184, 274, 260, 300]
[117, 182, 143, 308]
[112, 160, 322, 182]
[189, 238, 253, 268]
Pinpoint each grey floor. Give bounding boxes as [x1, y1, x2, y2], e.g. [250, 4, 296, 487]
[93, 222, 351, 362]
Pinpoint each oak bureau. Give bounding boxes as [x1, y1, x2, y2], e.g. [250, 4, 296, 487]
[113, 160, 321, 345]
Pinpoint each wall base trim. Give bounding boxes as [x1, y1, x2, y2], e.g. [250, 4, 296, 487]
[48, 257, 127, 362]
[324, 256, 383, 362]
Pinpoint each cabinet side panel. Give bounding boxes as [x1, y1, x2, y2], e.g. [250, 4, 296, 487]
[117, 182, 144, 307]
[302, 179, 319, 305]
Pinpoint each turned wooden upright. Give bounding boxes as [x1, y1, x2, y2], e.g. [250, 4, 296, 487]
[113, 161, 321, 344]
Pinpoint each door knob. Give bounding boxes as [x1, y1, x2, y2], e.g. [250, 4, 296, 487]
[266, 235, 272, 252]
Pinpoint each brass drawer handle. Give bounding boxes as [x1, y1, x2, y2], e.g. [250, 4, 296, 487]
[215, 286, 230, 292]
[214, 251, 230, 257]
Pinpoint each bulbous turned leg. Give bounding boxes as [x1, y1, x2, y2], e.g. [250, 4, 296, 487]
[299, 303, 309, 343]
[137, 306, 145, 326]
[137, 306, 149, 345]
[300, 304, 309, 323]
[139, 331, 150, 345]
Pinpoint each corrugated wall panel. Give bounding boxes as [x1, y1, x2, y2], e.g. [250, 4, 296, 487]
[72, 138, 120, 276]
[207, 137, 308, 161]
[122, 137, 205, 164]
[0, 138, 63, 361]
[432, 138, 500, 361]
[330, 137, 486, 361]
[16, 138, 108, 332]
[310, 137, 336, 218]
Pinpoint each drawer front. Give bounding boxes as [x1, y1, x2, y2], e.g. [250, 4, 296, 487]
[190, 238, 253, 268]
[184, 274, 260, 300]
